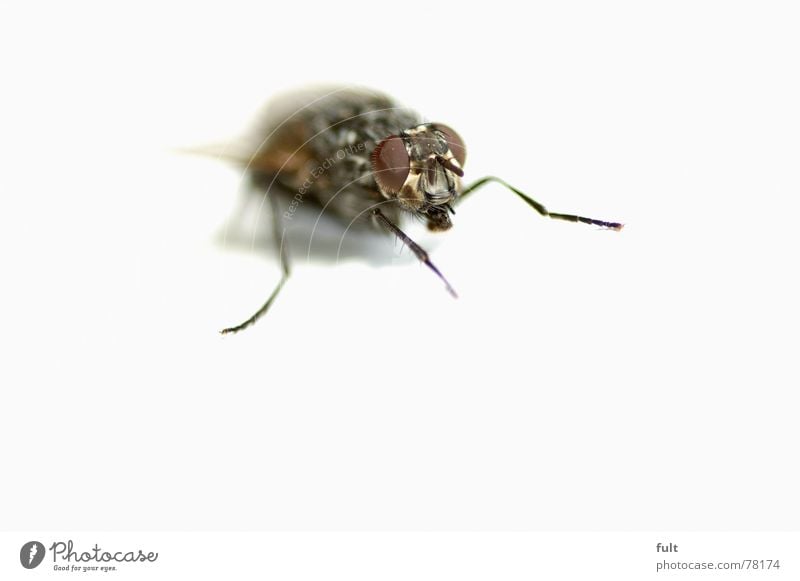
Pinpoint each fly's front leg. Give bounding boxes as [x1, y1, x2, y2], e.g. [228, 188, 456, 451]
[372, 208, 458, 298]
[458, 176, 624, 230]
[220, 193, 291, 335]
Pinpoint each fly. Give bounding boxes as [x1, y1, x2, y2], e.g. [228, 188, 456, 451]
[212, 86, 623, 334]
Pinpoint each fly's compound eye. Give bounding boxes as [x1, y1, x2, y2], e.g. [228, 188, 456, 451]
[371, 135, 410, 193]
[430, 123, 466, 168]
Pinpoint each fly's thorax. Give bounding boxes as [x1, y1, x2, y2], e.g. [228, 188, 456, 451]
[371, 123, 467, 230]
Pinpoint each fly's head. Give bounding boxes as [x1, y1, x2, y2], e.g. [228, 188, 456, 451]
[370, 123, 466, 231]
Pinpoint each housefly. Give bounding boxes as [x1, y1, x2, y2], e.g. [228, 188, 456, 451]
[212, 86, 623, 334]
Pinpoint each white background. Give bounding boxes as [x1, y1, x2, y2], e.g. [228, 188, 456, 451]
[1, 0, 798, 532]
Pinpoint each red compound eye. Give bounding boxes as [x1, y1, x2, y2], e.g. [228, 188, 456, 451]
[371, 135, 410, 193]
[431, 123, 466, 168]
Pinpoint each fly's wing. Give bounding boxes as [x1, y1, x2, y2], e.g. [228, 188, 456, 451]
[177, 114, 313, 176]
[184, 85, 397, 176]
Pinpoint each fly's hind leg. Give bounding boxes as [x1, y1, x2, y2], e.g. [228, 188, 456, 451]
[220, 193, 290, 334]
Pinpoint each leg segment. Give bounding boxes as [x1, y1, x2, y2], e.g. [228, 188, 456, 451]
[372, 208, 458, 298]
[220, 194, 291, 334]
[458, 176, 623, 230]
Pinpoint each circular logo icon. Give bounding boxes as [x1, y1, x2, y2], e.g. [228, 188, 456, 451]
[20, 541, 46, 569]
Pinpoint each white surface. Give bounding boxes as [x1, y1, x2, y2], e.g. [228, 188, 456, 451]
[1, 1, 798, 530]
